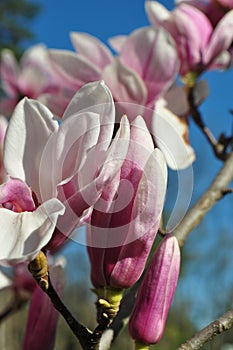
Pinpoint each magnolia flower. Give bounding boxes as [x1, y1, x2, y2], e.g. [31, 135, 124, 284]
[0, 96, 65, 264]
[175, 0, 233, 26]
[128, 234, 180, 346]
[0, 81, 130, 263]
[45, 81, 130, 250]
[146, 2, 233, 76]
[43, 33, 114, 117]
[0, 45, 60, 117]
[45, 28, 179, 116]
[87, 116, 167, 290]
[102, 26, 179, 109]
[105, 27, 196, 170]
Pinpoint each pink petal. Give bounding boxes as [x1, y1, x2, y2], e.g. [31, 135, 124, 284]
[87, 119, 167, 289]
[47, 117, 130, 250]
[109, 147, 167, 288]
[21, 45, 52, 72]
[0, 49, 19, 96]
[70, 32, 113, 69]
[48, 49, 101, 87]
[0, 97, 18, 117]
[108, 35, 128, 52]
[0, 177, 35, 212]
[102, 58, 147, 105]
[204, 10, 233, 66]
[38, 92, 71, 118]
[120, 27, 179, 104]
[172, 5, 212, 74]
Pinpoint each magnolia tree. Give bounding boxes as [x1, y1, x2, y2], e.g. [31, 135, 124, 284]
[0, 0, 233, 349]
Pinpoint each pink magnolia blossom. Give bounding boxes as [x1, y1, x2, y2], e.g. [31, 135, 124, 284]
[0, 81, 129, 263]
[0, 45, 60, 117]
[87, 116, 167, 289]
[175, 0, 233, 26]
[146, 1, 233, 76]
[45, 81, 130, 250]
[217, 0, 233, 8]
[0, 96, 65, 264]
[42, 33, 114, 117]
[45, 28, 179, 116]
[128, 234, 180, 345]
[105, 27, 196, 170]
[104, 27, 196, 170]
[102, 26, 179, 109]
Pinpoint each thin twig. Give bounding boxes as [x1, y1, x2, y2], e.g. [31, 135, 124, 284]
[173, 150, 233, 246]
[45, 276, 93, 350]
[177, 310, 233, 350]
[188, 87, 231, 160]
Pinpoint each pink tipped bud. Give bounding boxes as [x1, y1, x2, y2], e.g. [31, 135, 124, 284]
[128, 234, 180, 345]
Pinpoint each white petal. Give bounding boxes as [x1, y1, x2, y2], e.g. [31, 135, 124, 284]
[145, 1, 170, 25]
[54, 111, 101, 185]
[4, 98, 58, 201]
[0, 270, 12, 290]
[63, 81, 115, 153]
[56, 117, 130, 238]
[0, 199, 65, 266]
[62, 80, 114, 124]
[152, 104, 195, 169]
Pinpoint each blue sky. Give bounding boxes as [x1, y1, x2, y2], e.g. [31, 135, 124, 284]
[28, 0, 233, 329]
[30, 0, 151, 50]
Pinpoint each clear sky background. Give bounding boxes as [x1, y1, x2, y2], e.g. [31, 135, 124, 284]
[28, 0, 233, 329]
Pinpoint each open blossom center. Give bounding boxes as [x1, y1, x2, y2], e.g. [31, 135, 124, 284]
[0, 177, 37, 213]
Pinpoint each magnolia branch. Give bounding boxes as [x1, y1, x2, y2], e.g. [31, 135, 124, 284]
[44, 276, 93, 350]
[188, 87, 233, 160]
[42, 274, 115, 350]
[177, 310, 233, 350]
[173, 150, 233, 246]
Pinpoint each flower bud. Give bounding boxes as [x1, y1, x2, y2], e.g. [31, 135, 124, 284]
[128, 234, 180, 345]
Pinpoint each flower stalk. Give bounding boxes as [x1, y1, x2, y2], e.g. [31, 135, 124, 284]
[134, 342, 150, 350]
[95, 286, 123, 325]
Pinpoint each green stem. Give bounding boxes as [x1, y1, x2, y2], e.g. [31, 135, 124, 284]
[91, 287, 123, 348]
[134, 341, 150, 350]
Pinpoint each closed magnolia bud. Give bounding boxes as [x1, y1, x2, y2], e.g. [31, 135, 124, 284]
[128, 234, 180, 345]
